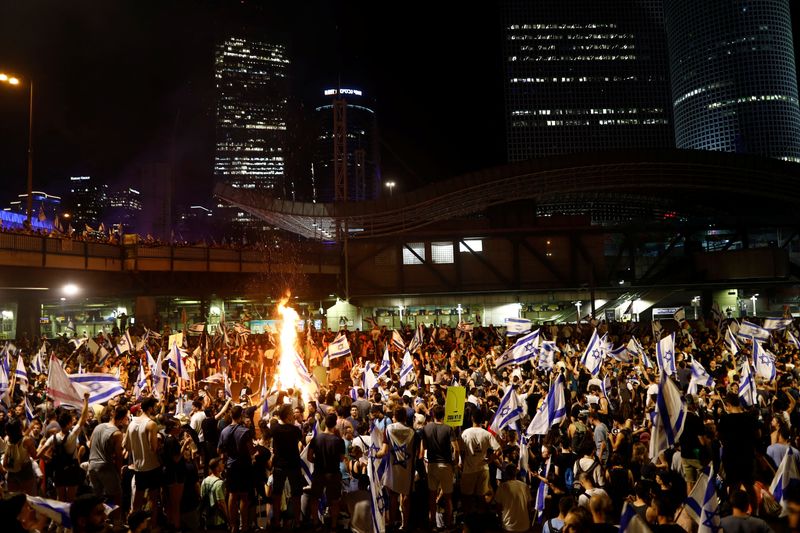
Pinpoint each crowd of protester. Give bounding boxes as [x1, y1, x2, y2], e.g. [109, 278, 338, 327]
[1, 313, 800, 533]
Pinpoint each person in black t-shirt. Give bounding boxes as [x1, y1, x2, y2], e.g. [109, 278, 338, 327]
[270, 404, 304, 529]
[307, 413, 346, 529]
[718, 392, 758, 496]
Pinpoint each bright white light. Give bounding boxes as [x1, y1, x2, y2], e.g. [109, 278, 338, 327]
[210, 306, 221, 316]
[1, 310, 13, 320]
[116, 307, 128, 316]
[62, 284, 79, 296]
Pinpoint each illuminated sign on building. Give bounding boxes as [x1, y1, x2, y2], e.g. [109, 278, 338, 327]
[324, 88, 363, 96]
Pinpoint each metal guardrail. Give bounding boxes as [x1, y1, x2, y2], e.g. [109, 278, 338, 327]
[0, 233, 340, 273]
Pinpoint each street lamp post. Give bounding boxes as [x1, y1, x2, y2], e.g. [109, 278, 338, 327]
[385, 180, 396, 197]
[751, 294, 758, 316]
[575, 301, 582, 323]
[0, 72, 34, 225]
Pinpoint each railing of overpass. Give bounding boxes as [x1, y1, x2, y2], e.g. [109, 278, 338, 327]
[0, 233, 341, 274]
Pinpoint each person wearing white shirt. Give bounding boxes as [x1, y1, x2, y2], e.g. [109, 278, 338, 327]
[493, 464, 532, 532]
[460, 411, 499, 511]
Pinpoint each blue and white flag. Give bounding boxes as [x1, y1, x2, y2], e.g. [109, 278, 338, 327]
[688, 359, 714, 395]
[738, 320, 770, 342]
[133, 362, 147, 397]
[738, 361, 758, 407]
[114, 331, 133, 356]
[495, 329, 540, 370]
[619, 502, 653, 533]
[489, 387, 523, 436]
[788, 330, 800, 350]
[169, 342, 190, 380]
[407, 323, 424, 354]
[697, 465, 721, 533]
[685, 468, 710, 523]
[535, 457, 551, 520]
[327, 333, 351, 360]
[377, 347, 391, 380]
[649, 373, 686, 460]
[726, 327, 739, 356]
[764, 318, 793, 331]
[31, 343, 46, 375]
[527, 374, 566, 435]
[68, 373, 125, 404]
[24, 397, 34, 423]
[538, 340, 557, 370]
[518, 433, 530, 481]
[656, 333, 677, 376]
[771, 446, 800, 516]
[753, 340, 777, 381]
[609, 345, 631, 363]
[15, 354, 28, 393]
[223, 370, 232, 399]
[300, 443, 314, 485]
[399, 350, 414, 386]
[506, 317, 532, 336]
[581, 329, 605, 376]
[363, 364, 378, 390]
[367, 426, 390, 533]
[391, 330, 405, 352]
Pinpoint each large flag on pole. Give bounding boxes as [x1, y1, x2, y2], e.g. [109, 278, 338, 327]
[581, 329, 604, 376]
[771, 447, 800, 516]
[764, 318, 793, 331]
[377, 347, 391, 380]
[738, 361, 758, 407]
[406, 323, 424, 354]
[649, 373, 686, 460]
[656, 333, 677, 376]
[391, 330, 405, 352]
[489, 387, 523, 436]
[738, 320, 770, 342]
[367, 427, 390, 533]
[68, 374, 125, 404]
[527, 374, 566, 435]
[506, 317, 532, 336]
[15, 354, 28, 393]
[495, 329, 540, 370]
[399, 350, 414, 386]
[327, 333, 351, 360]
[753, 340, 777, 381]
[688, 359, 714, 395]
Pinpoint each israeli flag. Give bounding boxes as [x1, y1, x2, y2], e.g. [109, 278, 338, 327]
[656, 333, 677, 377]
[328, 333, 351, 360]
[24, 397, 35, 423]
[581, 329, 604, 376]
[688, 360, 714, 395]
[377, 347, 391, 380]
[407, 323, 425, 354]
[68, 373, 125, 404]
[738, 362, 758, 407]
[609, 345, 631, 363]
[133, 362, 147, 397]
[788, 330, 800, 350]
[399, 350, 414, 386]
[300, 443, 314, 485]
[753, 340, 777, 381]
[619, 502, 652, 533]
[506, 317, 532, 336]
[367, 427, 390, 533]
[169, 342, 190, 380]
[391, 330, 405, 352]
[518, 433, 530, 482]
[698, 465, 720, 533]
[527, 374, 566, 435]
[726, 327, 740, 355]
[535, 457, 551, 520]
[685, 468, 711, 523]
[495, 329, 540, 370]
[489, 386, 523, 436]
[738, 320, 770, 342]
[770, 446, 800, 516]
[649, 373, 686, 460]
[363, 364, 379, 390]
[15, 354, 28, 393]
[114, 331, 133, 356]
[764, 318, 793, 331]
[539, 340, 557, 370]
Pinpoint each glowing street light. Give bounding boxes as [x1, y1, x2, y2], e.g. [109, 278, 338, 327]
[385, 180, 396, 197]
[62, 283, 80, 297]
[751, 294, 758, 316]
[575, 301, 582, 323]
[0, 71, 34, 225]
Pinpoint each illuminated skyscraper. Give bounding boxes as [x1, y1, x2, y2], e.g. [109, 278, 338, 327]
[313, 87, 381, 203]
[664, 0, 800, 162]
[502, 0, 673, 161]
[214, 35, 290, 229]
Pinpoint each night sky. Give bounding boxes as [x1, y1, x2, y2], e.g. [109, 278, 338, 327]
[0, 1, 505, 208]
[0, 1, 797, 209]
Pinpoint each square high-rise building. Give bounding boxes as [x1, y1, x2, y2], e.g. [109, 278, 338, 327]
[503, 0, 673, 161]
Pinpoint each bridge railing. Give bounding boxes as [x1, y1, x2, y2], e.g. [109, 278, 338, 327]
[0, 232, 340, 274]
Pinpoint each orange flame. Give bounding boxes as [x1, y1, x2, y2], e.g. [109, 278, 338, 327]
[275, 296, 315, 402]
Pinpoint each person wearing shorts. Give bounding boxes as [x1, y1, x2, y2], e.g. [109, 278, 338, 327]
[307, 413, 346, 529]
[421, 405, 460, 529]
[460, 410, 497, 511]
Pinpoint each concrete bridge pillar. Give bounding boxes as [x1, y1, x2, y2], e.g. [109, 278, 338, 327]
[16, 295, 42, 342]
[134, 296, 158, 329]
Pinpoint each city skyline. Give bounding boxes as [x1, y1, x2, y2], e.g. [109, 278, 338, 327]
[1, 1, 800, 228]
